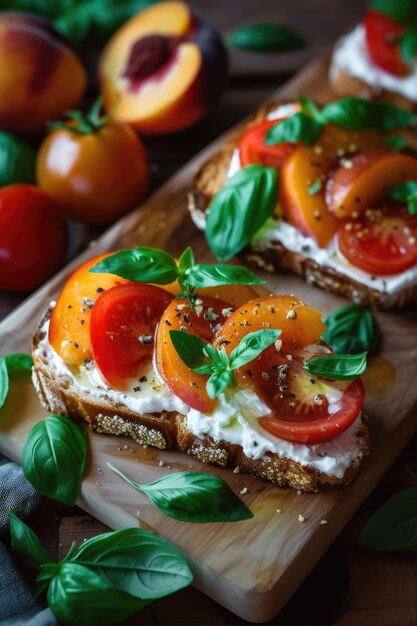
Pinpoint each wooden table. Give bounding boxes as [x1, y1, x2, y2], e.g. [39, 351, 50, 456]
[2, 0, 417, 623]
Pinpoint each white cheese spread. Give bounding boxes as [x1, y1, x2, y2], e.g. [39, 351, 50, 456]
[331, 24, 417, 101]
[34, 316, 365, 478]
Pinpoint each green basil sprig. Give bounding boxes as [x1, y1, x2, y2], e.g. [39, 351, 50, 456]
[386, 180, 417, 214]
[0, 352, 33, 410]
[304, 352, 367, 380]
[358, 486, 417, 551]
[22, 414, 87, 506]
[9, 511, 192, 626]
[266, 95, 417, 147]
[108, 464, 253, 522]
[322, 304, 377, 355]
[384, 135, 407, 151]
[170, 328, 280, 398]
[89, 246, 263, 306]
[227, 22, 306, 53]
[206, 164, 278, 260]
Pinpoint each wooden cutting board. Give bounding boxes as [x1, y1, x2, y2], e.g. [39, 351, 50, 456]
[1, 57, 417, 623]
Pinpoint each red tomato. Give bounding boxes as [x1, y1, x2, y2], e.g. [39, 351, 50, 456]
[364, 9, 406, 76]
[156, 296, 230, 414]
[90, 283, 174, 389]
[37, 120, 149, 225]
[255, 346, 365, 444]
[0, 184, 67, 291]
[238, 119, 296, 168]
[338, 207, 417, 275]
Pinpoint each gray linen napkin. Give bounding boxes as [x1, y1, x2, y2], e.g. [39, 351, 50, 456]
[0, 454, 57, 626]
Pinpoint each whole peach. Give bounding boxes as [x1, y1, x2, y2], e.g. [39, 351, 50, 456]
[99, 1, 228, 135]
[0, 14, 86, 133]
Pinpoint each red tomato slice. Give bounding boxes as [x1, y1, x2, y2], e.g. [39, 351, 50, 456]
[254, 346, 365, 444]
[156, 296, 231, 414]
[90, 283, 174, 389]
[238, 119, 296, 168]
[364, 9, 406, 76]
[338, 207, 417, 275]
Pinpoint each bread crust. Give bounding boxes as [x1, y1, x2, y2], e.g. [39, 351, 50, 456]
[32, 309, 370, 492]
[329, 55, 416, 112]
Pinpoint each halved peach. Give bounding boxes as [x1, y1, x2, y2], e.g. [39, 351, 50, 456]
[326, 152, 417, 218]
[279, 126, 386, 247]
[99, 1, 228, 134]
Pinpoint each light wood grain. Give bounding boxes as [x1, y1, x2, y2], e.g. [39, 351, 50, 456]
[0, 57, 417, 623]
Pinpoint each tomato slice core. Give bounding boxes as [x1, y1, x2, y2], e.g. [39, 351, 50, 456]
[337, 207, 417, 275]
[364, 9, 406, 77]
[90, 283, 174, 389]
[238, 118, 296, 168]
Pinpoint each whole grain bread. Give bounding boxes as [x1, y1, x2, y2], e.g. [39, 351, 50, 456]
[189, 101, 417, 309]
[32, 308, 370, 493]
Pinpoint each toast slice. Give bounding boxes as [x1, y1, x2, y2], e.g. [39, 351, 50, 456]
[189, 102, 417, 310]
[32, 307, 370, 493]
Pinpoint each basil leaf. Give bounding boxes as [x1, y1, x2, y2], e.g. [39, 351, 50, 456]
[9, 510, 53, 570]
[169, 330, 214, 373]
[304, 352, 367, 380]
[4, 353, 33, 371]
[384, 134, 407, 151]
[0, 358, 8, 410]
[207, 368, 234, 398]
[229, 329, 281, 370]
[386, 180, 417, 214]
[48, 562, 147, 626]
[89, 248, 178, 284]
[299, 95, 323, 121]
[206, 164, 278, 260]
[400, 28, 417, 61]
[321, 98, 417, 131]
[266, 112, 323, 147]
[358, 486, 417, 551]
[0, 131, 36, 186]
[178, 246, 195, 274]
[323, 304, 377, 355]
[369, 0, 417, 26]
[388, 180, 417, 201]
[72, 527, 193, 597]
[185, 264, 264, 288]
[227, 22, 306, 53]
[307, 178, 322, 195]
[108, 465, 253, 522]
[22, 414, 87, 505]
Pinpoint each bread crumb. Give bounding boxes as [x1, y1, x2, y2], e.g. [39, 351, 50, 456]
[320, 519, 328, 525]
[275, 339, 282, 352]
[233, 466, 240, 474]
[286, 309, 297, 320]
[159, 460, 165, 467]
[276, 508, 282, 514]
[298, 514, 305, 522]
[240, 487, 248, 495]
[296, 489, 302, 496]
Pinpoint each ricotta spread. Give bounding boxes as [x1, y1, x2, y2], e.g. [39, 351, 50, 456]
[34, 316, 365, 478]
[331, 24, 417, 101]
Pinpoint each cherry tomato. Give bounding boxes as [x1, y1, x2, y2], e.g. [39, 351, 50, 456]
[37, 112, 149, 225]
[156, 296, 230, 413]
[0, 184, 67, 292]
[90, 283, 174, 389]
[49, 254, 131, 366]
[238, 119, 296, 168]
[364, 9, 406, 76]
[256, 346, 365, 444]
[337, 207, 417, 275]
